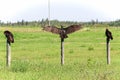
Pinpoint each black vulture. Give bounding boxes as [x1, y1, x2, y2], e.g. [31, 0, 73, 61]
[105, 28, 113, 43]
[4, 30, 14, 45]
[43, 25, 82, 41]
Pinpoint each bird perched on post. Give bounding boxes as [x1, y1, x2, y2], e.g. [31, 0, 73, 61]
[4, 30, 14, 45]
[43, 25, 82, 41]
[105, 28, 113, 43]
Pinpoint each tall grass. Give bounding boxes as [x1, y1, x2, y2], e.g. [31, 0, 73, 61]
[0, 26, 120, 80]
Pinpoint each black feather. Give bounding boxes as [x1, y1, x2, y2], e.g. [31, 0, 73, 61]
[4, 30, 14, 45]
[43, 25, 82, 40]
[105, 29, 113, 43]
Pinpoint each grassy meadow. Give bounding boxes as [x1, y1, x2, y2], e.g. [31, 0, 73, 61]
[0, 26, 120, 80]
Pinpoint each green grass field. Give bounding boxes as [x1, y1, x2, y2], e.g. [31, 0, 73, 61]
[0, 26, 120, 80]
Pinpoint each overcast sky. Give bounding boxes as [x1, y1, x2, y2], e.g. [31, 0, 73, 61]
[0, 0, 120, 22]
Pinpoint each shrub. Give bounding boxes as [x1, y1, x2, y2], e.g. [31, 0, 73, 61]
[88, 46, 94, 51]
[11, 60, 29, 72]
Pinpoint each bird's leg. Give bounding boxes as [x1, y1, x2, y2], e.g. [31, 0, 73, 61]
[61, 38, 64, 42]
[107, 38, 110, 43]
[7, 40, 11, 45]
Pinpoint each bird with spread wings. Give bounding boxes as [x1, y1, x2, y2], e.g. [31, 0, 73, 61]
[4, 30, 14, 45]
[43, 25, 82, 41]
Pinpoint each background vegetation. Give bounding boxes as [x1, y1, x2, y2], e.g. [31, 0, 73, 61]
[0, 24, 120, 80]
[1, 18, 120, 27]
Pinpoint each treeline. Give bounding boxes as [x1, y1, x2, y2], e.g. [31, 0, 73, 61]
[108, 20, 120, 26]
[0, 19, 80, 27]
[0, 19, 120, 27]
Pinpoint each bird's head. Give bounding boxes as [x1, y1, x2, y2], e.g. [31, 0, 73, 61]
[60, 25, 64, 29]
[106, 28, 109, 31]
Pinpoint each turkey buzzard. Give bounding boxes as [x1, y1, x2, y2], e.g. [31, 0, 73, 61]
[105, 28, 113, 43]
[43, 25, 82, 41]
[4, 30, 14, 45]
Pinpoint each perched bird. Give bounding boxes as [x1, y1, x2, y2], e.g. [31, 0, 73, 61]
[105, 28, 113, 43]
[43, 25, 82, 41]
[4, 30, 14, 45]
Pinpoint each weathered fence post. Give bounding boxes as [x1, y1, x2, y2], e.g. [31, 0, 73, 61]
[106, 38, 110, 64]
[105, 28, 113, 65]
[6, 41, 11, 67]
[61, 38, 64, 65]
[4, 30, 14, 67]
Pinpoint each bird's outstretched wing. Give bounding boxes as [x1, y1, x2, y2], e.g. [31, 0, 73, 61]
[64, 25, 82, 34]
[43, 26, 61, 34]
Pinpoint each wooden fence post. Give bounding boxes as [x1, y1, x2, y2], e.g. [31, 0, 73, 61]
[61, 38, 64, 65]
[6, 41, 11, 67]
[106, 39, 110, 64]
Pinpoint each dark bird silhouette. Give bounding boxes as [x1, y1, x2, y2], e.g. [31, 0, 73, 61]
[105, 28, 113, 43]
[43, 25, 82, 41]
[4, 30, 14, 45]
